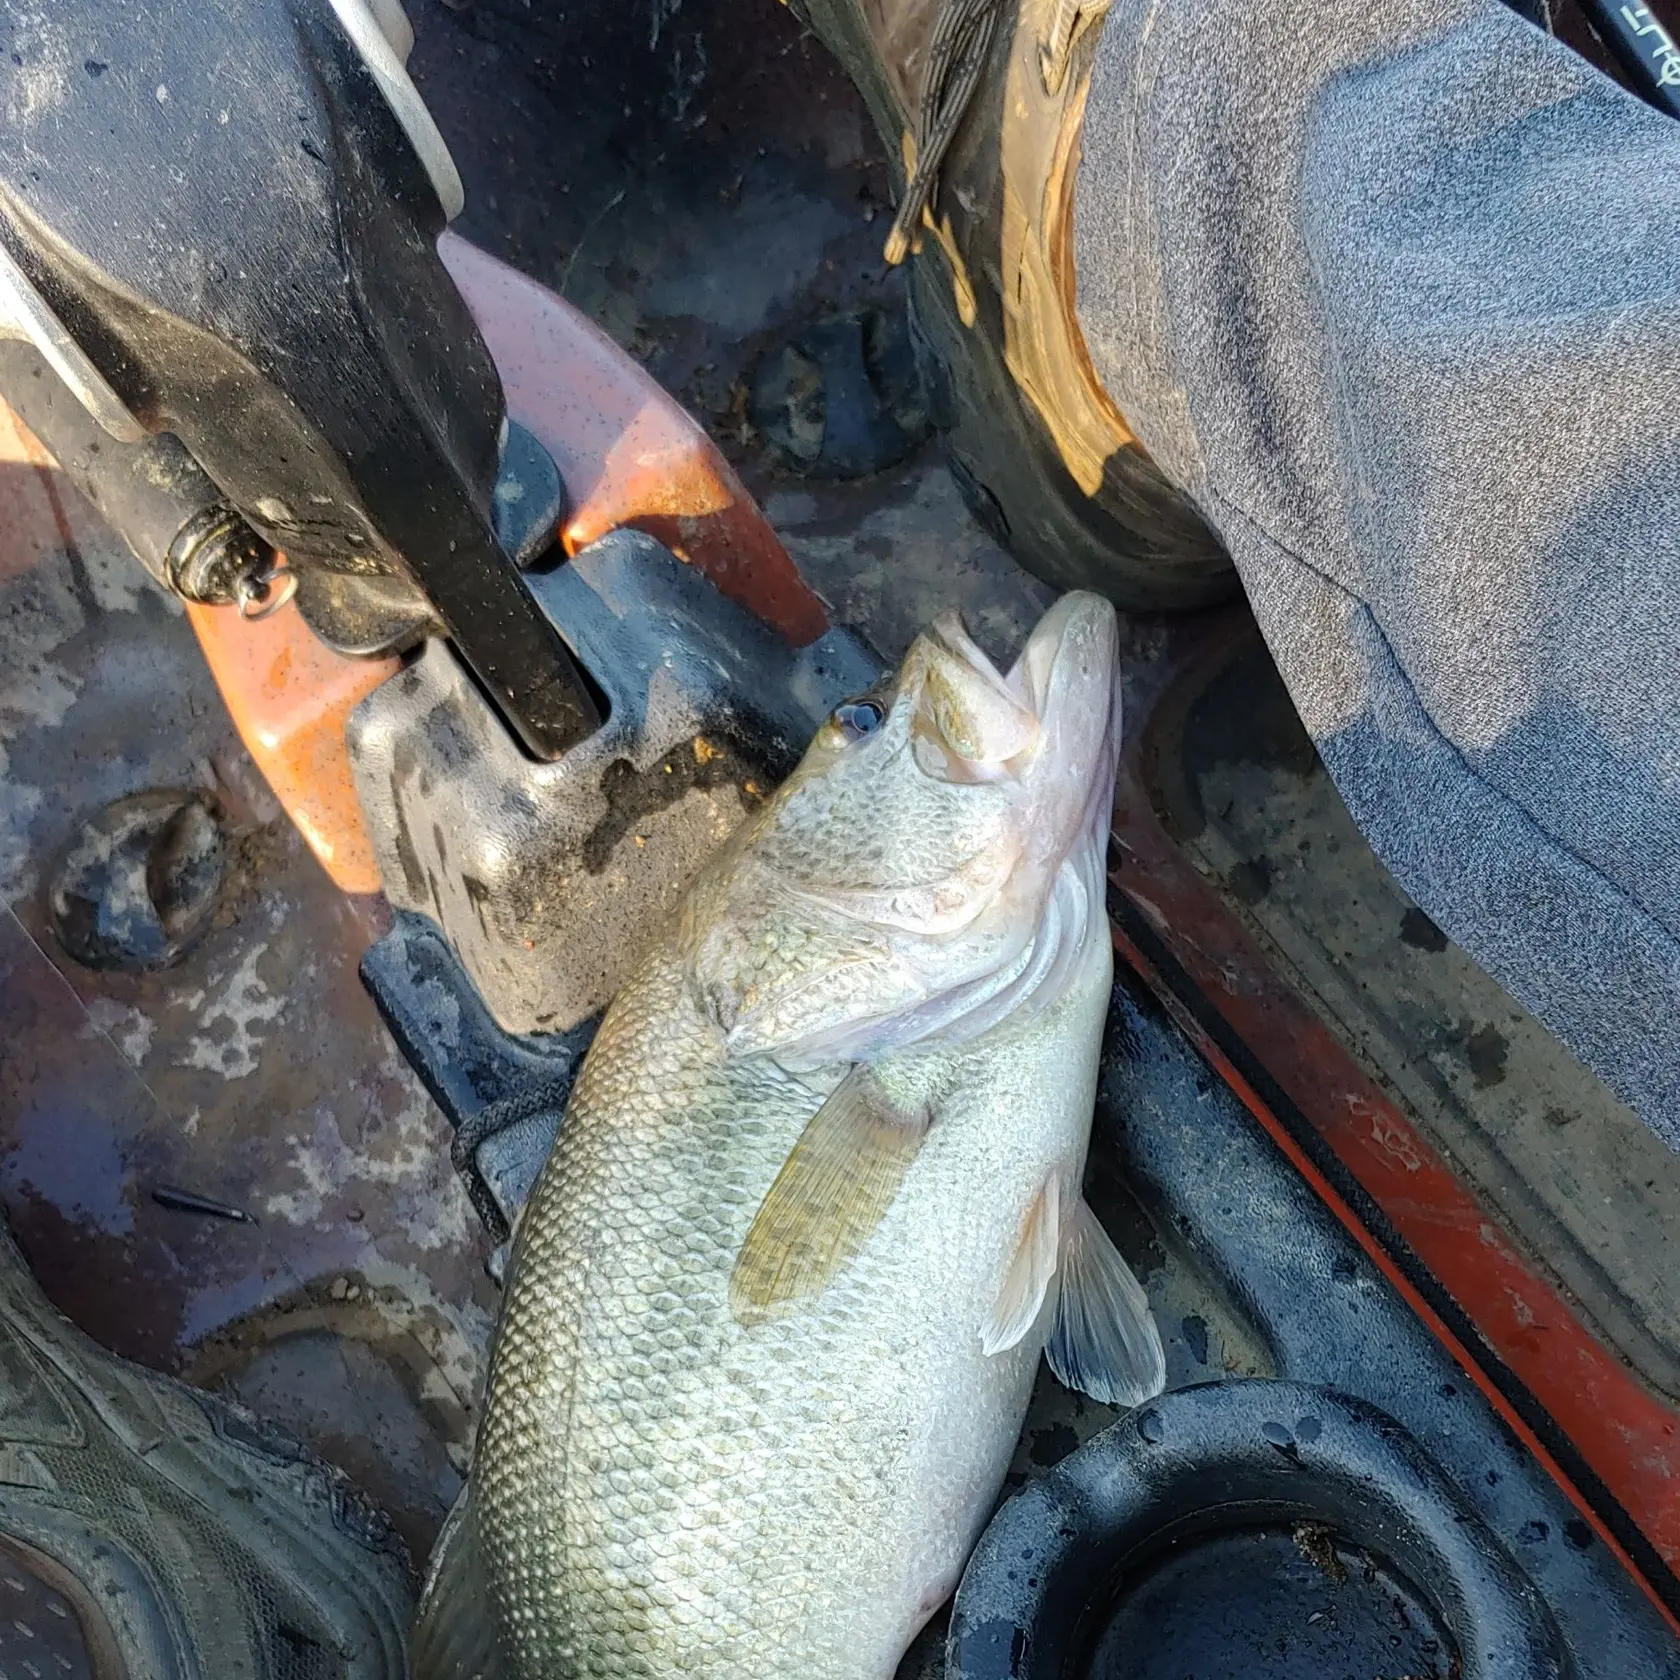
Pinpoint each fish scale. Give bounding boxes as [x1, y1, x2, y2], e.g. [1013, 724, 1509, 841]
[415, 593, 1164, 1680]
[462, 933, 1107, 1678]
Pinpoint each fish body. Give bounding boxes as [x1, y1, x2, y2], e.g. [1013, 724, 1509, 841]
[416, 593, 1165, 1680]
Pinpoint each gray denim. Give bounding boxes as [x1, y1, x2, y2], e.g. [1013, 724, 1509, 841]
[1075, 0, 1680, 1143]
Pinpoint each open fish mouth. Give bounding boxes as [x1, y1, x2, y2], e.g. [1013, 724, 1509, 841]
[689, 592, 1124, 1069]
[802, 592, 1122, 923]
[1009, 593, 1123, 786]
[910, 593, 1122, 844]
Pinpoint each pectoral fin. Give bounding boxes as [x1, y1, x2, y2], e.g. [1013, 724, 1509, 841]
[980, 1175, 1061, 1355]
[1045, 1194, 1166, 1408]
[730, 1064, 931, 1324]
[981, 1178, 1166, 1408]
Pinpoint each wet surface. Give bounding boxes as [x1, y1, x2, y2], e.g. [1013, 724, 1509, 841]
[47, 789, 227, 974]
[0, 488, 495, 1551]
[0, 0, 1050, 1565]
[408, 0, 1061, 670]
[412, 0, 897, 451]
[0, 0, 1671, 1644]
[1085, 1525, 1454, 1679]
[1144, 624, 1680, 1403]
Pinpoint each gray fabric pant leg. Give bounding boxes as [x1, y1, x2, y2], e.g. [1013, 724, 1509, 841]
[1075, 0, 1680, 1143]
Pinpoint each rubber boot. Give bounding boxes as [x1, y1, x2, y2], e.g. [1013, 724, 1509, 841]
[787, 0, 1235, 607]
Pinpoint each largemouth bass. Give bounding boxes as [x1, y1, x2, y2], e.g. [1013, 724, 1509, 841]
[415, 591, 1166, 1679]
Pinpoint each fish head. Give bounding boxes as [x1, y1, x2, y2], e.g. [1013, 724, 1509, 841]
[686, 592, 1121, 1066]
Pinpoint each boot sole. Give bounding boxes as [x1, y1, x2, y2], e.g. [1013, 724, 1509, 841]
[0, 1221, 414, 1678]
[792, 0, 1238, 610]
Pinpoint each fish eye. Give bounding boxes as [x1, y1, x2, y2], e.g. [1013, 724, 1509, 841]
[832, 697, 885, 742]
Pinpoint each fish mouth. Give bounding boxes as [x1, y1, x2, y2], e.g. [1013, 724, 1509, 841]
[706, 594, 1122, 1065]
[912, 594, 1121, 806]
[1006, 593, 1123, 879]
[1008, 592, 1120, 741]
